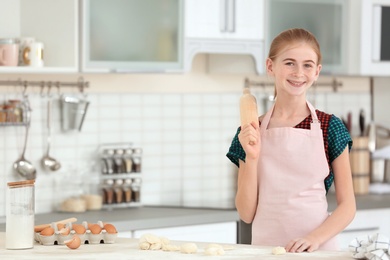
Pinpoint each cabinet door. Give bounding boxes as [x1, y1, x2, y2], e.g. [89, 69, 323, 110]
[185, 0, 264, 40]
[82, 0, 183, 73]
[265, 0, 348, 74]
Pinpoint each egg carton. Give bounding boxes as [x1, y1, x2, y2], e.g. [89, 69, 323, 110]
[35, 220, 117, 246]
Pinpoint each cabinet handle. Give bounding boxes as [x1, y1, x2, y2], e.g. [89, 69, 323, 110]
[226, 0, 235, 33]
[220, 0, 227, 32]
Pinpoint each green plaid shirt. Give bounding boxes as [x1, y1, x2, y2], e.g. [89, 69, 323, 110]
[226, 110, 353, 193]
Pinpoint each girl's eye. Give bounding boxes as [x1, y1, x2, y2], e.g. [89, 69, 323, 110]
[304, 64, 313, 68]
[285, 62, 294, 66]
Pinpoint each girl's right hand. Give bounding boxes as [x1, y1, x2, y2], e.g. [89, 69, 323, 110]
[238, 121, 261, 160]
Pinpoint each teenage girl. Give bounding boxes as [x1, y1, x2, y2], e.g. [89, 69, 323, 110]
[227, 28, 356, 253]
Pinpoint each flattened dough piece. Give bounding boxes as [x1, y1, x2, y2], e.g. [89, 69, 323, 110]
[181, 243, 198, 254]
[272, 246, 286, 255]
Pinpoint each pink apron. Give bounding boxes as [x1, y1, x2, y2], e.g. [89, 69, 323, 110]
[251, 101, 339, 250]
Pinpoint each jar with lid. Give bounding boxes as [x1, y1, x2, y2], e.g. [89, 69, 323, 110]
[102, 149, 115, 174]
[7, 100, 23, 122]
[113, 149, 125, 174]
[6, 180, 35, 249]
[131, 178, 142, 202]
[123, 148, 133, 173]
[0, 105, 6, 123]
[132, 148, 142, 173]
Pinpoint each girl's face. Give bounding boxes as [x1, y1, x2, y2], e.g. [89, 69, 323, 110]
[266, 42, 321, 99]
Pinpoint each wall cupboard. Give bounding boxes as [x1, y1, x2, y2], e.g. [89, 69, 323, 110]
[0, 0, 390, 76]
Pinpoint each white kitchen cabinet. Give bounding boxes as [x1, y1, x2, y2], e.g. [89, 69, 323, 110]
[265, 0, 350, 75]
[337, 208, 390, 250]
[185, 0, 264, 40]
[357, 0, 390, 76]
[0, 0, 78, 73]
[81, 0, 184, 73]
[128, 222, 237, 244]
[184, 0, 265, 74]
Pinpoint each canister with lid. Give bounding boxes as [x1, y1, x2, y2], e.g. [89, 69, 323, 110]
[6, 180, 35, 249]
[0, 38, 19, 66]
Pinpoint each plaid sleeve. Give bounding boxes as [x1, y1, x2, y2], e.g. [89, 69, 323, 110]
[328, 115, 353, 163]
[226, 127, 246, 167]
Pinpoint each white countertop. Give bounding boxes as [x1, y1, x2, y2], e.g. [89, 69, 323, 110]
[0, 232, 353, 260]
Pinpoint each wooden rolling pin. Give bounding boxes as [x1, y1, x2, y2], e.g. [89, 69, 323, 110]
[240, 87, 259, 145]
[34, 217, 77, 232]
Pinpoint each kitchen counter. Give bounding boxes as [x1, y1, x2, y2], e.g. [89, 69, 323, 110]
[0, 206, 240, 233]
[0, 232, 352, 259]
[327, 192, 390, 211]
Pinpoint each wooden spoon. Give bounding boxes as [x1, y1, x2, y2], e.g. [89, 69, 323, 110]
[34, 217, 77, 232]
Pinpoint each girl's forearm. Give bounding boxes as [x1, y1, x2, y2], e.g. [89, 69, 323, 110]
[235, 158, 259, 223]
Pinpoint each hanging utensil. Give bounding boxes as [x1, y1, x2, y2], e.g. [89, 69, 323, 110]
[359, 109, 365, 136]
[41, 88, 61, 171]
[13, 87, 36, 180]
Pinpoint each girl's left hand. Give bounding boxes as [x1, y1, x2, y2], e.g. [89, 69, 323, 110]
[285, 237, 320, 253]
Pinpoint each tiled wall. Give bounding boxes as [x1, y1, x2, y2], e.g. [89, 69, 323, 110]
[0, 90, 371, 217]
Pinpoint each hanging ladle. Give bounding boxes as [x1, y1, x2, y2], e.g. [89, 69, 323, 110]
[41, 83, 61, 171]
[13, 83, 37, 180]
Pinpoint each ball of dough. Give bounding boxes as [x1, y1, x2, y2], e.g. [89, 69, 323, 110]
[272, 246, 286, 255]
[139, 242, 150, 250]
[162, 244, 180, 251]
[205, 246, 225, 256]
[181, 243, 198, 254]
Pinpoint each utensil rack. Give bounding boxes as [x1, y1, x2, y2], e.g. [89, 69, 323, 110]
[0, 77, 89, 93]
[0, 77, 89, 127]
[244, 77, 343, 92]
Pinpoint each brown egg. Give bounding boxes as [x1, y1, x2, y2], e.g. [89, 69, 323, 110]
[72, 224, 86, 234]
[59, 227, 71, 236]
[89, 224, 102, 234]
[40, 227, 55, 236]
[103, 223, 117, 234]
[65, 235, 81, 250]
[57, 223, 65, 230]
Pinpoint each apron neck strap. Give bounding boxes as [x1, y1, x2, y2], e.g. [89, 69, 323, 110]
[260, 100, 319, 133]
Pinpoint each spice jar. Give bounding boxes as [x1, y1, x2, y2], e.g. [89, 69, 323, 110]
[8, 100, 23, 122]
[0, 105, 6, 123]
[6, 180, 35, 249]
[113, 149, 125, 174]
[123, 148, 133, 173]
[132, 148, 142, 173]
[123, 179, 132, 203]
[131, 178, 142, 202]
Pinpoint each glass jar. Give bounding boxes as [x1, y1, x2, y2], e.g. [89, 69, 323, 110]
[6, 180, 35, 249]
[132, 148, 142, 173]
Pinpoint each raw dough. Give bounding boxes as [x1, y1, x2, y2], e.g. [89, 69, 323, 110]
[272, 246, 286, 255]
[162, 244, 180, 251]
[139, 242, 150, 250]
[181, 243, 198, 254]
[205, 246, 225, 256]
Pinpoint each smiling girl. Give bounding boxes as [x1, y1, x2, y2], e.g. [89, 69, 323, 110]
[227, 28, 356, 253]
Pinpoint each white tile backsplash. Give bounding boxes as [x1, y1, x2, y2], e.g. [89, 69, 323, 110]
[0, 90, 371, 217]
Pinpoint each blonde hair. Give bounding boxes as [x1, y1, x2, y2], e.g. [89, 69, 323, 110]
[268, 28, 322, 98]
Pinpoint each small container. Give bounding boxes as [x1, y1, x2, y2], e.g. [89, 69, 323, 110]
[113, 149, 125, 173]
[123, 148, 133, 173]
[0, 105, 6, 122]
[131, 178, 141, 202]
[7, 100, 23, 122]
[132, 148, 143, 173]
[6, 180, 35, 249]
